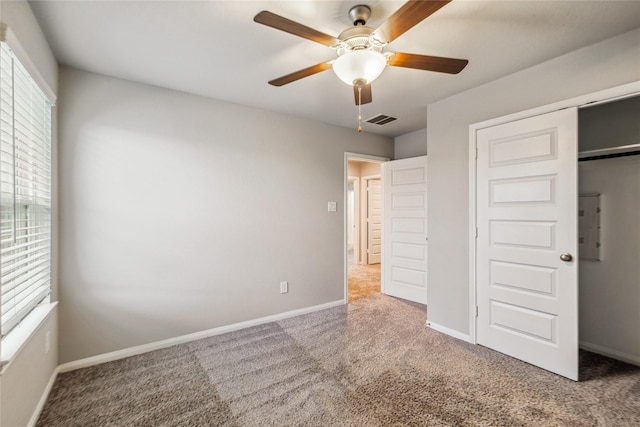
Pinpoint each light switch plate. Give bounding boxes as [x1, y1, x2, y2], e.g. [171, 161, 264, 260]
[327, 201, 337, 212]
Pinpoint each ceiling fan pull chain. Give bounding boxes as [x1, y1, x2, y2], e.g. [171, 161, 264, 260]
[357, 86, 363, 132]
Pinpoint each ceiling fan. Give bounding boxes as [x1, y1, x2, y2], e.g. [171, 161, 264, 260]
[254, 0, 468, 112]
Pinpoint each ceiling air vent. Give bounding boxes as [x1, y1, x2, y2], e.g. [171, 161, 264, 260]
[366, 114, 397, 125]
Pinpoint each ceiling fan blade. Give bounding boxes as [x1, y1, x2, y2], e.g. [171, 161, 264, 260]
[388, 52, 468, 74]
[268, 61, 333, 86]
[371, 0, 451, 44]
[254, 11, 342, 48]
[353, 84, 372, 105]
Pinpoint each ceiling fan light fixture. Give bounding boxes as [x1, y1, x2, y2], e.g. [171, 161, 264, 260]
[332, 50, 387, 86]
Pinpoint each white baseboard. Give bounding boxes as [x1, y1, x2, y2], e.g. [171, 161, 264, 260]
[58, 300, 345, 373]
[27, 367, 59, 427]
[580, 340, 640, 367]
[426, 320, 472, 343]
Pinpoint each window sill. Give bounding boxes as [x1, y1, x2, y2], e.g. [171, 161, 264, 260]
[0, 301, 57, 373]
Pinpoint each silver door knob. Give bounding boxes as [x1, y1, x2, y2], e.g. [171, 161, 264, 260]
[560, 253, 573, 262]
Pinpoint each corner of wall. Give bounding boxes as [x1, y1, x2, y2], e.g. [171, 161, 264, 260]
[394, 128, 427, 160]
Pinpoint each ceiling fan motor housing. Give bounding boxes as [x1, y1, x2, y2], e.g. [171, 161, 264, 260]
[337, 26, 384, 56]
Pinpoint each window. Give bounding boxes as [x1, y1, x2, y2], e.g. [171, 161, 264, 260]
[0, 41, 52, 337]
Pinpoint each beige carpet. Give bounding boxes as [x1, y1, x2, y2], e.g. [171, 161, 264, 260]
[348, 262, 380, 302]
[37, 294, 640, 426]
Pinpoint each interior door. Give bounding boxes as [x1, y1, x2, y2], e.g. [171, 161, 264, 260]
[382, 156, 428, 304]
[367, 178, 382, 264]
[476, 108, 578, 381]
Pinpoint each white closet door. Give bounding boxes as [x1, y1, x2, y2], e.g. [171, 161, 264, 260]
[476, 108, 578, 381]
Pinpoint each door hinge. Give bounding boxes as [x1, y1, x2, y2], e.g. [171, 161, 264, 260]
[475, 227, 478, 238]
[475, 306, 479, 317]
[475, 147, 478, 159]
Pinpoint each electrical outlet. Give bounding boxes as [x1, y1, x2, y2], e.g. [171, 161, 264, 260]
[280, 281, 288, 294]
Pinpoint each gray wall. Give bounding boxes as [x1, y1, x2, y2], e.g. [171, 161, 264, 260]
[394, 128, 427, 160]
[427, 28, 640, 335]
[0, 1, 59, 426]
[579, 155, 640, 363]
[58, 67, 393, 363]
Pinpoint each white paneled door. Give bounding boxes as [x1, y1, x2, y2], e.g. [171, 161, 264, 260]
[382, 156, 428, 304]
[476, 108, 579, 381]
[367, 178, 382, 264]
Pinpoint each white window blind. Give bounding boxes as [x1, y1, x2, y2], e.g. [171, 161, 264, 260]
[0, 42, 52, 337]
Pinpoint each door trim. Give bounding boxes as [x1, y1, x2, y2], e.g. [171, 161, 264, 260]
[344, 152, 389, 303]
[468, 81, 640, 344]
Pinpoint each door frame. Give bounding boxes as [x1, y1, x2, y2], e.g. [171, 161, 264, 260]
[468, 81, 640, 344]
[344, 152, 389, 303]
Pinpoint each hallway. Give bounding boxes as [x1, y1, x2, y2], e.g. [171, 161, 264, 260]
[348, 262, 380, 302]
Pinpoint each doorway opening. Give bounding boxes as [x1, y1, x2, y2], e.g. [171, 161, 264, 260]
[345, 154, 386, 303]
[577, 94, 640, 367]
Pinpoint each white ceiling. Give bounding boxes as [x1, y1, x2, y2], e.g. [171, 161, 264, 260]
[29, 1, 640, 137]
